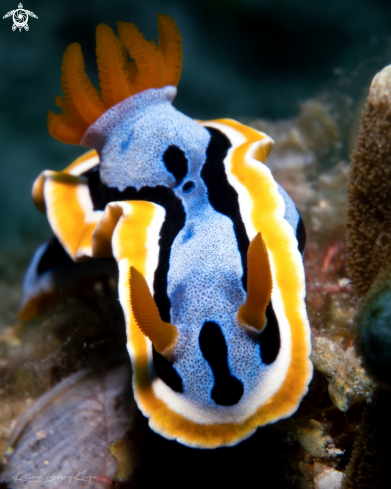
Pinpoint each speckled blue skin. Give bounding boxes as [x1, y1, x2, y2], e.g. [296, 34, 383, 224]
[80, 87, 302, 413]
[82, 87, 210, 191]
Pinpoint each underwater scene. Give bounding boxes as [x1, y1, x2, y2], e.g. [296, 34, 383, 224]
[2, 0, 391, 487]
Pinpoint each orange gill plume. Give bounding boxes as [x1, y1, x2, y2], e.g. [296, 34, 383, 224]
[238, 232, 273, 332]
[129, 266, 178, 356]
[48, 14, 183, 145]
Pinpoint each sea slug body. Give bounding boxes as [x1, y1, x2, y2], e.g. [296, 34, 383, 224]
[20, 15, 312, 448]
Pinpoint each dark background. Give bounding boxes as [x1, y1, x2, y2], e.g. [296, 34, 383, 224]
[1, 0, 391, 249]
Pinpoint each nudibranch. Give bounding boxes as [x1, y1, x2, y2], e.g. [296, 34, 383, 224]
[20, 15, 312, 448]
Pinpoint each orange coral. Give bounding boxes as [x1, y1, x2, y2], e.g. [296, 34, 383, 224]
[48, 15, 182, 145]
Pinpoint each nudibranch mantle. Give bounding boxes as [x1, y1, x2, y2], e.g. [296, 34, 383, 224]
[81, 86, 210, 192]
[21, 16, 312, 449]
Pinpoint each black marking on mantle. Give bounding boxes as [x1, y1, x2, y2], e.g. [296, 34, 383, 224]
[83, 166, 185, 322]
[200, 127, 250, 290]
[199, 321, 244, 406]
[152, 346, 183, 393]
[259, 302, 281, 365]
[163, 145, 188, 187]
[296, 216, 306, 255]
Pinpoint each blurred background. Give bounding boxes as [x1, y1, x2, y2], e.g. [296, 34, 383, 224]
[2, 0, 391, 250]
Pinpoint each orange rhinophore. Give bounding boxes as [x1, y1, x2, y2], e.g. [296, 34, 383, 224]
[130, 266, 178, 355]
[238, 232, 273, 332]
